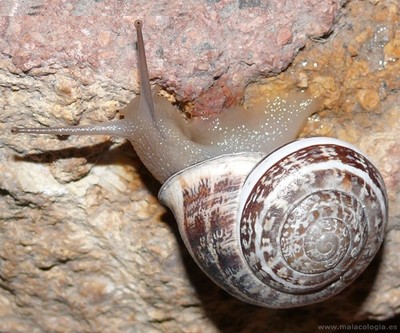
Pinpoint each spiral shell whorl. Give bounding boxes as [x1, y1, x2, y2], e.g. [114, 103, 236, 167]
[240, 137, 387, 297]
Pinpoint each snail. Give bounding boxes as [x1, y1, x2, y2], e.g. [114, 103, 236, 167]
[11, 20, 388, 308]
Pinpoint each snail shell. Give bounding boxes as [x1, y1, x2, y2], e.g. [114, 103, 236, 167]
[159, 137, 388, 308]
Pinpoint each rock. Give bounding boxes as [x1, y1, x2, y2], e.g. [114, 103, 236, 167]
[0, 0, 340, 115]
[1, 1, 399, 332]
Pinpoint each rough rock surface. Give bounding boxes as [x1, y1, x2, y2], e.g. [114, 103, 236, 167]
[0, 0, 341, 116]
[1, 1, 400, 333]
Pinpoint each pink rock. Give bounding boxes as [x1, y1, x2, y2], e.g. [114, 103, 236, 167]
[0, 0, 341, 115]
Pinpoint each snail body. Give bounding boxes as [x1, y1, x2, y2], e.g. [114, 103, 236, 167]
[11, 21, 388, 308]
[12, 21, 318, 183]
